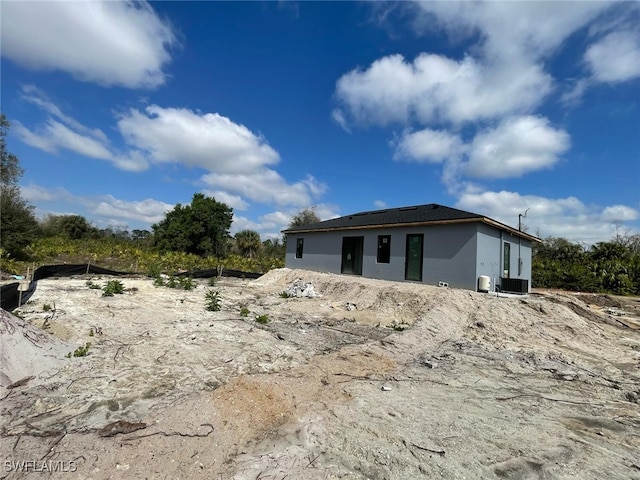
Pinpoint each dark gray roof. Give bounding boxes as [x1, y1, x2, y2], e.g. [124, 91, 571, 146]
[283, 203, 541, 242]
[284, 203, 483, 232]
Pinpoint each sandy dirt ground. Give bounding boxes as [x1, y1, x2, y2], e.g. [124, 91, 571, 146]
[1, 268, 639, 479]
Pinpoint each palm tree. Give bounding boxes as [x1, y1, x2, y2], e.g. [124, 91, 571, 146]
[235, 230, 262, 258]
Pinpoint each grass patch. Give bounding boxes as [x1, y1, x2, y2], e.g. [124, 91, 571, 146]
[255, 314, 269, 324]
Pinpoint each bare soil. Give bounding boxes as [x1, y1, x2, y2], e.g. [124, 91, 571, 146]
[1, 269, 639, 479]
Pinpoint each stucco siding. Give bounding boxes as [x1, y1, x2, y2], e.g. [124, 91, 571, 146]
[286, 223, 481, 290]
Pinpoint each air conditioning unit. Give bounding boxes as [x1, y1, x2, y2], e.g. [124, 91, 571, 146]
[500, 277, 528, 294]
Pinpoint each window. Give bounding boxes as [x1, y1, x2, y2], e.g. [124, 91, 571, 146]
[295, 238, 304, 259]
[377, 235, 391, 263]
[503, 242, 511, 278]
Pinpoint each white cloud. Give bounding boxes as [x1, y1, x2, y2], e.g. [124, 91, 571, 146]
[21, 85, 108, 142]
[117, 105, 280, 173]
[14, 118, 149, 172]
[601, 205, 640, 222]
[334, 53, 552, 127]
[202, 190, 250, 211]
[21, 184, 75, 203]
[465, 116, 570, 179]
[1, 1, 176, 88]
[374, 200, 388, 209]
[456, 189, 638, 245]
[393, 128, 465, 163]
[21, 183, 173, 228]
[585, 30, 640, 84]
[92, 196, 173, 224]
[202, 171, 325, 208]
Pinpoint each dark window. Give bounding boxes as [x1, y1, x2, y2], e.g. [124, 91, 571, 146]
[503, 242, 511, 278]
[377, 235, 391, 263]
[295, 238, 304, 259]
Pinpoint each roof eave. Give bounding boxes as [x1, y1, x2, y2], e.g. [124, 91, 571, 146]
[282, 217, 541, 242]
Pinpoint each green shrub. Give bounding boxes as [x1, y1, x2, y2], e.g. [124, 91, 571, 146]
[279, 291, 292, 298]
[42, 303, 52, 312]
[208, 276, 217, 286]
[178, 276, 194, 290]
[205, 290, 221, 312]
[255, 314, 269, 324]
[66, 342, 91, 358]
[102, 280, 124, 297]
[240, 306, 250, 317]
[86, 280, 101, 290]
[153, 275, 165, 287]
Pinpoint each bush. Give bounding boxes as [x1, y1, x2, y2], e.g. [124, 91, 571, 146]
[255, 314, 269, 324]
[240, 306, 250, 317]
[205, 290, 221, 312]
[102, 280, 124, 297]
[66, 342, 91, 358]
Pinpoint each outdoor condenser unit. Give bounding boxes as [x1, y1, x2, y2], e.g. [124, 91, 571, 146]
[500, 277, 529, 294]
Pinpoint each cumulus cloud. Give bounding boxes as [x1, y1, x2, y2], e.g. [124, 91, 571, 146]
[456, 189, 638, 245]
[393, 128, 465, 163]
[585, 30, 640, 84]
[334, 53, 551, 127]
[117, 105, 280, 174]
[92, 196, 173, 224]
[202, 190, 250, 211]
[202, 171, 325, 208]
[465, 116, 570, 178]
[1, 1, 176, 88]
[334, 2, 612, 130]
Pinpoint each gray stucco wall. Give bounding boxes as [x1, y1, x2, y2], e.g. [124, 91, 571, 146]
[284, 222, 533, 292]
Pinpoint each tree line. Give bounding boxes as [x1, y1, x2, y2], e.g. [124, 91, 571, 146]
[533, 235, 640, 295]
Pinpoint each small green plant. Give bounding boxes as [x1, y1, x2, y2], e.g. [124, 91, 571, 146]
[255, 314, 269, 324]
[66, 342, 91, 358]
[387, 323, 409, 331]
[167, 275, 179, 289]
[86, 280, 101, 290]
[153, 275, 165, 287]
[279, 291, 292, 298]
[102, 280, 125, 297]
[205, 290, 221, 312]
[89, 328, 94, 337]
[240, 306, 250, 317]
[43, 303, 52, 312]
[178, 276, 194, 290]
[208, 276, 217, 286]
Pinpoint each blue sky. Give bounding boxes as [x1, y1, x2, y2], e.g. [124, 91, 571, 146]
[1, 1, 638, 245]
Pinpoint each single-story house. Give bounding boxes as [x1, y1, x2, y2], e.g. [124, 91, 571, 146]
[282, 203, 540, 293]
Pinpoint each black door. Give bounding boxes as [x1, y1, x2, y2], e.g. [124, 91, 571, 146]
[405, 234, 424, 281]
[341, 237, 364, 275]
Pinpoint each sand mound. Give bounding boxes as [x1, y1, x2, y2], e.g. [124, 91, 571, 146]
[0, 309, 71, 389]
[0, 270, 638, 479]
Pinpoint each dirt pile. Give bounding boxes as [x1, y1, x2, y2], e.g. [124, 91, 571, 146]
[1, 269, 638, 479]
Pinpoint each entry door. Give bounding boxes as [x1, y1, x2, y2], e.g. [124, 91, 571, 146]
[341, 237, 364, 275]
[405, 234, 424, 281]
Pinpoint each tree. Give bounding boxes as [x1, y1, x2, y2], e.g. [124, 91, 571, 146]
[0, 114, 23, 186]
[41, 214, 98, 239]
[289, 206, 321, 228]
[152, 193, 233, 257]
[234, 229, 262, 258]
[0, 114, 38, 258]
